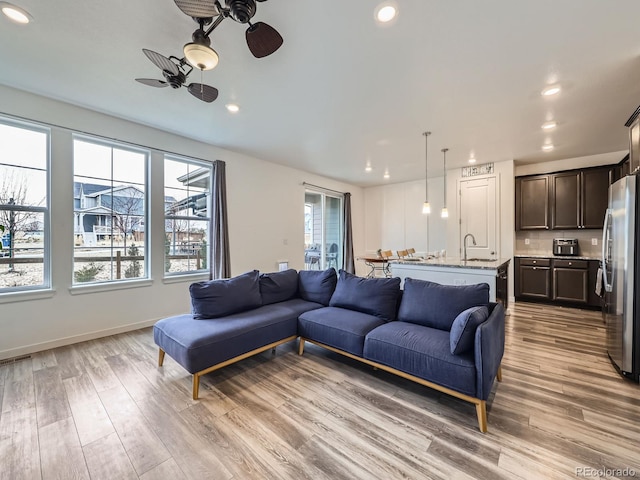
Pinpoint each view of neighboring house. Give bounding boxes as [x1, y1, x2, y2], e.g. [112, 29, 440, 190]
[73, 181, 178, 244]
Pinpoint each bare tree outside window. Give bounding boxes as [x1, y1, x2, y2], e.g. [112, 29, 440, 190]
[110, 186, 144, 252]
[0, 172, 44, 271]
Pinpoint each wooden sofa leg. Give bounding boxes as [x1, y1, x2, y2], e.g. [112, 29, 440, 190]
[158, 349, 165, 367]
[475, 401, 488, 433]
[298, 338, 305, 356]
[497, 365, 503, 382]
[192, 374, 200, 400]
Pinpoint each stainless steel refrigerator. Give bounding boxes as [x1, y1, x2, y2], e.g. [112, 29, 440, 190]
[602, 174, 640, 382]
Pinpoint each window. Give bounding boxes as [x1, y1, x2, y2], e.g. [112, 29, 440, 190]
[0, 117, 50, 292]
[303, 190, 343, 270]
[164, 156, 212, 276]
[73, 137, 148, 284]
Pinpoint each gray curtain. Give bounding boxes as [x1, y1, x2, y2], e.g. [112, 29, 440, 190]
[210, 160, 230, 279]
[342, 192, 355, 274]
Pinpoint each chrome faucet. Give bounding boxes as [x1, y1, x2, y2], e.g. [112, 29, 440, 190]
[463, 233, 477, 262]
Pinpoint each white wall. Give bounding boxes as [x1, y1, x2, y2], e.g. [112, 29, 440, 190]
[364, 177, 447, 257]
[0, 85, 364, 359]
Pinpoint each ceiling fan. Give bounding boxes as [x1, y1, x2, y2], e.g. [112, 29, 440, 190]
[135, 49, 219, 103]
[174, 0, 284, 62]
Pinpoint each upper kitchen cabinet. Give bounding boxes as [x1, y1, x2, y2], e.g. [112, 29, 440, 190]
[580, 167, 612, 228]
[516, 165, 614, 231]
[515, 175, 550, 230]
[550, 171, 580, 229]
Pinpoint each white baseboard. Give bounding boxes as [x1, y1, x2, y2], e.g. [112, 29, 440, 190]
[0, 317, 161, 361]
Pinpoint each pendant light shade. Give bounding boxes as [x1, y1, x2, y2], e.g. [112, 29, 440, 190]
[441, 148, 449, 219]
[422, 131, 431, 214]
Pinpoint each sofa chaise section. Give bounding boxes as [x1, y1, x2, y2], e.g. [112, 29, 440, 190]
[154, 269, 331, 399]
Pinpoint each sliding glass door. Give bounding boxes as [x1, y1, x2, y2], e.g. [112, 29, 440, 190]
[304, 190, 343, 270]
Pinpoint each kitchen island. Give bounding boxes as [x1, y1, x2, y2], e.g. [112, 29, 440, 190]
[390, 258, 510, 311]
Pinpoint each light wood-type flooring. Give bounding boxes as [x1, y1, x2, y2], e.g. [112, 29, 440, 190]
[1, 302, 640, 479]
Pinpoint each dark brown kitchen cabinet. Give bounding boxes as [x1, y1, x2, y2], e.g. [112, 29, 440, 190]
[516, 166, 613, 231]
[552, 259, 588, 304]
[515, 258, 551, 299]
[515, 175, 549, 230]
[550, 171, 580, 229]
[515, 257, 601, 308]
[581, 167, 611, 228]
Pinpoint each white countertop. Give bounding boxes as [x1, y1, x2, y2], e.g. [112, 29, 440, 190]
[391, 257, 511, 270]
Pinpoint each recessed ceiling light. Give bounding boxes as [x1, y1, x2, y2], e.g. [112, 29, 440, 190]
[541, 85, 561, 97]
[0, 2, 32, 24]
[365, 164, 372, 173]
[542, 144, 554, 152]
[383, 170, 390, 179]
[375, 2, 397, 23]
[468, 157, 477, 164]
[225, 103, 239, 113]
[542, 121, 557, 130]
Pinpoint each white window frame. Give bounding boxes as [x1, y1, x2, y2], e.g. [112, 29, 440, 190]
[0, 116, 51, 295]
[163, 154, 212, 278]
[72, 134, 150, 286]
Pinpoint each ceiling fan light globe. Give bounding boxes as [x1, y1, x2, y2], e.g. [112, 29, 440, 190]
[183, 43, 219, 71]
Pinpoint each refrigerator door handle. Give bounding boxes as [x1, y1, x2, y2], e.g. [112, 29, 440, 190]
[602, 208, 612, 292]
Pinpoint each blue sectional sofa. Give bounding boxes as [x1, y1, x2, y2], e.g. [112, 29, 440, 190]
[154, 267, 504, 432]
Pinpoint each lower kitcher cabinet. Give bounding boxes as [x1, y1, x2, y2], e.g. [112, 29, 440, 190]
[515, 257, 596, 306]
[515, 258, 551, 300]
[552, 260, 588, 304]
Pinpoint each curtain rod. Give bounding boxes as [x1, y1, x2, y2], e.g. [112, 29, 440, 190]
[302, 182, 347, 196]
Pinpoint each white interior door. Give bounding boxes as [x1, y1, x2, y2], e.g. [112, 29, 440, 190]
[459, 176, 497, 260]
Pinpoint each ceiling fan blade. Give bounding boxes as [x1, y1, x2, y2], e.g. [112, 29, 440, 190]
[246, 22, 283, 58]
[136, 78, 169, 88]
[187, 83, 219, 103]
[142, 49, 179, 76]
[174, 0, 219, 18]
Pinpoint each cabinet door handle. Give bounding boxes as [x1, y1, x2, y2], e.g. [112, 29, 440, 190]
[533, 260, 537, 264]
[569, 262, 572, 266]
[533, 267, 537, 270]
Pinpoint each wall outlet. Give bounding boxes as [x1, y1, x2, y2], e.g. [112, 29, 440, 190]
[278, 261, 289, 271]
[524, 238, 530, 245]
[591, 238, 598, 246]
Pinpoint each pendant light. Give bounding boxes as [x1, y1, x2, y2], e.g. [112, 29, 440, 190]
[441, 148, 449, 218]
[422, 131, 431, 214]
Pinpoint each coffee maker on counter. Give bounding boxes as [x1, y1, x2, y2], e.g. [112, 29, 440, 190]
[553, 238, 579, 256]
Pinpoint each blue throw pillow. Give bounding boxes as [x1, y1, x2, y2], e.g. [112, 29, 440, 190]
[190, 270, 262, 319]
[298, 268, 337, 305]
[259, 269, 299, 305]
[398, 278, 489, 331]
[450, 305, 489, 355]
[329, 270, 401, 321]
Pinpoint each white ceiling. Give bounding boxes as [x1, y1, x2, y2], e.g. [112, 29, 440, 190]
[1, 1, 639, 186]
